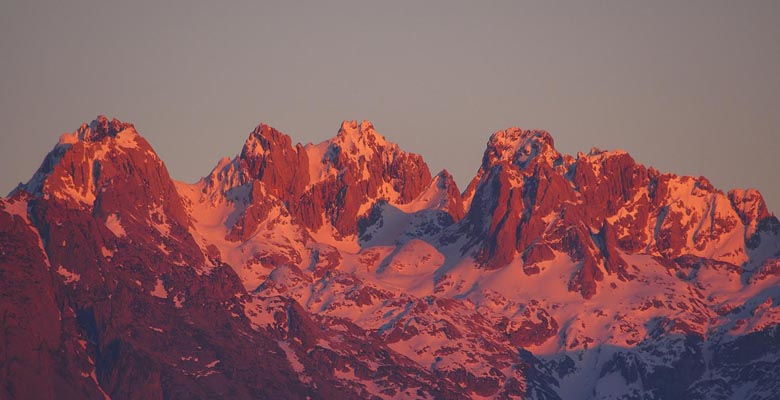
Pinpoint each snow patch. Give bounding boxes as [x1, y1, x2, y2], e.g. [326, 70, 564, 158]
[173, 294, 185, 309]
[100, 246, 115, 258]
[278, 341, 311, 383]
[151, 279, 168, 298]
[105, 214, 126, 237]
[56, 265, 81, 284]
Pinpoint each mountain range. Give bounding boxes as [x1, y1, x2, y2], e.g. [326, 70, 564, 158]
[1, 115, 779, 399]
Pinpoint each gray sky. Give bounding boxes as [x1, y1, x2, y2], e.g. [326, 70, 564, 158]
[1, 0, 778, 211]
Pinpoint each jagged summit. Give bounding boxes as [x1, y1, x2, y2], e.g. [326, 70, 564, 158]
[22, 116, 155, 204]
[337, 119, 378, 137]
[331, 119, 393, 156]
[58, 115, 137, 144]
[483, 127, 560, 168]
[434, 168, 456, 183]
[240, 123, 301, 158]
[488, 127, 555, 148]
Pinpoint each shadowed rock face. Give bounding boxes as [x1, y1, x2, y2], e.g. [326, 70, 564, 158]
[2, 116, 779, 399]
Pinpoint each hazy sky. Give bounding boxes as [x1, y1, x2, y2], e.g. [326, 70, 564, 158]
[1, 1, 778, 211]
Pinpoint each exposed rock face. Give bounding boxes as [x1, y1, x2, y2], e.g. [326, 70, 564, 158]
[2, 116, 779, 399]
[240, 123, 311, 199]
[201, 120, 433, 243]
[457, 128, 768, 299]
[0, 200, 106, 400]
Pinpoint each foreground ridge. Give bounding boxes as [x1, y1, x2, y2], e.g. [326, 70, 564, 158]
[2, 116, 779, 399]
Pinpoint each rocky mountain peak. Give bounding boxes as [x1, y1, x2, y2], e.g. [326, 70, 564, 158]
[483, 127, 560, 169]
[330, 119, 392, 158]
[240, 123, 299, 158]
[337, 119, 377, 136]
[24, 116, 155, 204]
[729, 188, 771, 221]
[58, 115, 136, 144]
[432, 169, 465, 221]
[729, 188, 775, 240]
[434, 169, 456, 188]
[234, 123, 309, 201]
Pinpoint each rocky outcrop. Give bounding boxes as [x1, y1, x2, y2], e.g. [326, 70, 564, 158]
[202, 120, 433, 241]
[456, 128, 771, 298]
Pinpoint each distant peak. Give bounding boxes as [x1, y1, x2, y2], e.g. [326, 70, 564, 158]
[489, 127, 554, 149]
[59, 115, 136, 144]
[23, 115, 157, 204]
[434, 169, 457, 184]
[433, 169, 459, 190]
[248, 123, 289, 142]
[484, 127, 559, 168]
[339, 119, 375, 133]
[436, 169, 454, 180]
[335, 120, 387, 146]
[241, 123, 294, 158]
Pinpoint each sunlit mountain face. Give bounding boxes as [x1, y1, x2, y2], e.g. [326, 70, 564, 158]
[2, 116, 779, 399]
